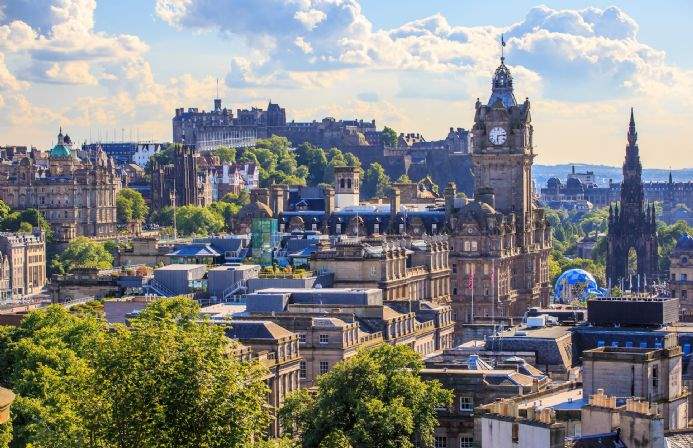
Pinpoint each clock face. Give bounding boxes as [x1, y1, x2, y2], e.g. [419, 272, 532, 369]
[488, 127, 507, 145]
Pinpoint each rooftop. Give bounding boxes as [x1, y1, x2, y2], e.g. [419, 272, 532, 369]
[154, 264, 206, 271]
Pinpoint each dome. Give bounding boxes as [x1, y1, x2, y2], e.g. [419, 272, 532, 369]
[675, 233, 693, 251]
[49, 143, 72, 158]
[553, 268, 605, 303]
[488, 60, 517, 108]
[238, 201, 273, 219]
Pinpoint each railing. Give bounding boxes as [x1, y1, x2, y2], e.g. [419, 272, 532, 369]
[222, 281, 246, 301]
[146, 279, 175, 297]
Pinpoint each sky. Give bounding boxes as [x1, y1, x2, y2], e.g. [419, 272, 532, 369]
[0, 1, 692, 168]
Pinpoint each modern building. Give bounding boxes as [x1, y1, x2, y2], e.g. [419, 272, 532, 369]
[0, 129, 119, 242]
[606, 110, 659, 287]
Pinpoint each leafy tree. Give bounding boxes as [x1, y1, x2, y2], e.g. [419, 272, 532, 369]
[0, 200, 10, 222]
[280, 345, 452, 448]
[361, 163, 390, 199]
[222, 191, 251, 208]
[0, 298, 274, 448]
[51, 236, 114, 274]
[381, 127, 397, 147]
[116, 188, 148, 224]
[295, 143, 329, 185]
[657, 220, 692, 272]
[0, 209, 52, 240]
[17, 222, 32, 233]
[211, 146, 237, 163]
[175, 205, 225, 236]
[145, 143, 178, 173]
[395, 174, 412, 183]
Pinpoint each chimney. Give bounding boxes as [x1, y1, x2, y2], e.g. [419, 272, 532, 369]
[620, 400, 665, 448]
[324, 186, 335, 215]
[270, 185, 288, 215]
[214, 98, 222, 111]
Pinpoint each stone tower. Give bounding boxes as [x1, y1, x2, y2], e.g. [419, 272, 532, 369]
[334, 166, 360, 209]
[471, 52, 534, 244]
[606, 109, 659, 287]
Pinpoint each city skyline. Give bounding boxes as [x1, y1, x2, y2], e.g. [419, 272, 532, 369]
[1, 1, 692, 168]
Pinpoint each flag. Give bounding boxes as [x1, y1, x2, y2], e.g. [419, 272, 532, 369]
[467, 271, 474, 290]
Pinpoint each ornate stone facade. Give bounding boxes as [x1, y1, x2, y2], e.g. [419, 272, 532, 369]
[0, 129, 119, 242]
[606, 110, 659, 287]
[447, 55, 552, 330]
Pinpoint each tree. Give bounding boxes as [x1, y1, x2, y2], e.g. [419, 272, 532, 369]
[211, 146, 237, 163]
[0, 298, 274, 448]
[0, 208, 52, 240]
[395, 174, 412, 184]
[361, 163, 390, 199]
[280, 345, 452, 448]
[51, 236, 114, 274]
[175, 205, 225, 236]
[381, 127, 397, 147]
[116, 188, 148, 224]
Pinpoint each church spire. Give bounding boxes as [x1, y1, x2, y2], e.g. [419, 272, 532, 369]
[628, 107, 637, 146]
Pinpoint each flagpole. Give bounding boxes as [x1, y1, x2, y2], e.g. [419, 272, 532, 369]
[470, 268, 474, 323]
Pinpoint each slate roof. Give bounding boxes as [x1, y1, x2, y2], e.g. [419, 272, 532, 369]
[666, 431, 693, 448]
[567, 432, 626, 448]
[226, 320, 294, 341]
[167, 243, 220, 258]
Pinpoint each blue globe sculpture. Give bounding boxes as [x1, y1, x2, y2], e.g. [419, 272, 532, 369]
[553, 268, 604, 303]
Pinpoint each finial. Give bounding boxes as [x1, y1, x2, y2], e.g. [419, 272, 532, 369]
[501, 33, 506, 63]
[216, 77, 219, 99]
[669, 168, 673, 184]
[628, 107, 637, 145]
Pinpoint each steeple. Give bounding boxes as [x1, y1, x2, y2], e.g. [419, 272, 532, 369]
[488, 34, 516, 108]
[627, 107, 637, 146]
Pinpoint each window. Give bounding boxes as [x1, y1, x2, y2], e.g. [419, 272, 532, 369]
[298, 333, 306, 343]
[299, 361, 307, 379]
[652, 365, 659, 389]
[434, 436, 447, 448]
[682, 273, 688, 281]
[597, 340, 605, 348]
[459, 437, 474, 448]
[684, 344, 691, 355]
[683, 290, 688, 300]
[655, 341, 663, 349]
[639, 342, 647, 349]
[319, 361, 329, 374]
[319, 334, 329, 344]
[611, 341, 619, 347]
[464, 241, 470, 251]
[459, 396, 474, 412]
[625, 341, 633, 348]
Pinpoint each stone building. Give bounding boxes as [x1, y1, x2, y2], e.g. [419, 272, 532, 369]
[225, 320, 301, 437]
[447, 52, 552, 329]
[606, 110, 659, 287]
[310, 237, 451, 304]
[0, 231, 46, 299]
[670, 234, 693, 319]
[151, 145, 213, 210]
[582, 344, 689, 431]
[0, 129, 119, 242]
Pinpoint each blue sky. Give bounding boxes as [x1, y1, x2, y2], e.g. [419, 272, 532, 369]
[1, 1, 692, 168]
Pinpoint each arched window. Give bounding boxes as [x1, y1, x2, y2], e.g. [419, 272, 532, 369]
[340, 179, 345, 188]
[347, 179, 352, 189]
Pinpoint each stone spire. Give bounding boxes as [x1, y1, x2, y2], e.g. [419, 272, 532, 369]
[627, 107, 637, 147]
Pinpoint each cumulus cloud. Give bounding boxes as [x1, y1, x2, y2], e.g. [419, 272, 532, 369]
[0, 0, 148, 86]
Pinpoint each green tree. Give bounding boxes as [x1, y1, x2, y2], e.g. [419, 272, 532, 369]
[381, 127, 397, 147]
[657, 220, 692, 272]
[0, 298, 274, 448]
[116, 188, 148, 224]
[280, 345, 452, 448]
[395, 174, 412, 183]
[175, 205, 225, 236]
[361, 163, 390, 199]
[211, 146, 237, 163]
[52, 236, 114, 273]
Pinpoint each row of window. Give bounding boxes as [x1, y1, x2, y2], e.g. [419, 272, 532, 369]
[596, 340, 664, 350]
[671, 273, 689, 281]
[433, 436, 474, 448]
[299, 360, 330, 379]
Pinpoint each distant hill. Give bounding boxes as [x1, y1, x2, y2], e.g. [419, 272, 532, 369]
[533, 164, 693, 188]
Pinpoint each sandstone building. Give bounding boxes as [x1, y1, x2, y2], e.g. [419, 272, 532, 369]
[0, 129, 119, 242]
[0, 231, 46, 299]
[447, 54, 552, 328]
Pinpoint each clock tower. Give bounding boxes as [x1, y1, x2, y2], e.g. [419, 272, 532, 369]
[471, 48, 534, 241]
